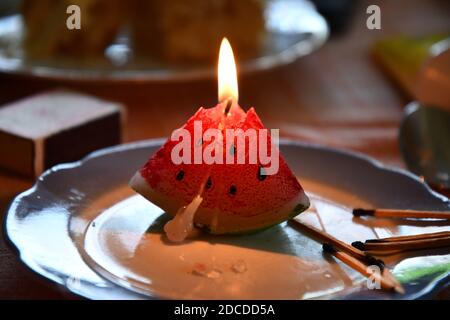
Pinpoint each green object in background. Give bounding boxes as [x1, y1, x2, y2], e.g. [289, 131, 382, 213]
[393, 255, 450, 285]
[373, 34, 449, 98]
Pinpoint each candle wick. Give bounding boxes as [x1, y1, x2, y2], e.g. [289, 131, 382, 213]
[224, 99, 232, 116]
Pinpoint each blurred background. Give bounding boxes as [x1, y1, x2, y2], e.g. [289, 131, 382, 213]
[0, 0, 449, 298]
[0, 0, 447, 157]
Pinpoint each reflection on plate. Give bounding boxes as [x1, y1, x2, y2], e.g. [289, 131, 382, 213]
[0, 0, 328, 81]
[82, 193, 365, 299]
[5, 139, 450, 299]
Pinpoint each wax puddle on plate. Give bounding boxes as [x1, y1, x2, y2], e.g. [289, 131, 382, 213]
[82, 192, 365, 299]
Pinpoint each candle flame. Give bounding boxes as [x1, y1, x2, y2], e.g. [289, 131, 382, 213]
[218, 38, 238, 102]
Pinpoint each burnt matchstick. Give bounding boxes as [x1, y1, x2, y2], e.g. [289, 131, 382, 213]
[288, 220, 386, 271]
[289, 219, 402, 289]
[353, 208, 450, 220]
[365, 231, 450, 243]
[322, 243, 404, 294]
[352, 236, 450, 252]
[290, 219, 366, 260]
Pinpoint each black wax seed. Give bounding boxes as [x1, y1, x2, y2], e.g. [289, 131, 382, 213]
[205, 177, 212, 190]
[258, 166, 267, 181]
[176, 170, 185, 181]
[229, 185, 237, 195]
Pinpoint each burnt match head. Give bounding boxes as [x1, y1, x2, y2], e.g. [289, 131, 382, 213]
[353, 208, 375, 217]
[364, 254, 385, 271]
[322, 243, 337, 254]
[351, 241, 365, 250]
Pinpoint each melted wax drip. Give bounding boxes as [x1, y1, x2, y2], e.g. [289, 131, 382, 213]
[164, 195, 203, 242]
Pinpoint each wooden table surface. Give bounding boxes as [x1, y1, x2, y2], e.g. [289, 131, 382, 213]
[0, 0, 449, 299]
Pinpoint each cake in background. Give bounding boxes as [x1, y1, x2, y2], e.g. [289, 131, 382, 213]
[21, 0, 266, 63]
[132, 0, 266, 63]
[22, 0, 125, 58]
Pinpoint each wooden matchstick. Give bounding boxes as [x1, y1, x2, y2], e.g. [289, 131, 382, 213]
[288, 219, 385, 268]
[289, 219, 402, 290]
[290, 220, 367, 259]
[353, 208, 450, 220]
[365, 231, 450, 243]
[352, 236, 450, 252]
[322, 243, 404, 294]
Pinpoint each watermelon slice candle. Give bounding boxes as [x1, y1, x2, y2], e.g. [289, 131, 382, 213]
[130, 39, 309, 241]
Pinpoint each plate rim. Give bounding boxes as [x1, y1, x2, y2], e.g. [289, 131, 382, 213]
[4, 138, 450, 300]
